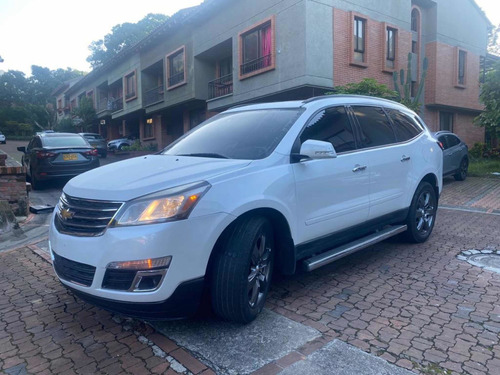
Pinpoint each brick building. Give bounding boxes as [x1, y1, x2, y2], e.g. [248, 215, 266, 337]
[56, 0, 491, 147]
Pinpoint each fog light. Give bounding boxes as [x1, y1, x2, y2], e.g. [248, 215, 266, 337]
[107, 256, 171, 270]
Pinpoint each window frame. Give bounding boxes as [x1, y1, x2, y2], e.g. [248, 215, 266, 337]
[439, 111, 454, 132]
[123, 70, 137, 102]
[456, 48, 467, 87]
[143, 118, 155, 140]
[238, 16, 276, 80]
[349, 12, 369, 68]
[166, 45, 187, 90]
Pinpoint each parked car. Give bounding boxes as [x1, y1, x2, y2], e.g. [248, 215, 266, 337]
[79, 133, 107, 158]
[107, 135, 137, 151]
[433, 131, 469, 181]
[36, 130, 55, 136]
[0, 131, 5, 144]
[49, 96, 442, 323]
[17, 132, 100, 190]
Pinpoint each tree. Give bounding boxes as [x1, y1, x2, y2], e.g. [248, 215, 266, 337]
[71, 96, 97, 131]
[475, 61, 500, 147]
[488, 24, 500, 56]
[327, 78, 398, 99]
[87, 13, 169, 68]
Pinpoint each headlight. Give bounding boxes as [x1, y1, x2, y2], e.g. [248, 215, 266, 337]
[111, 181, 210, 227]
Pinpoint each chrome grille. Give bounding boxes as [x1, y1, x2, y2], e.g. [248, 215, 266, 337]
[55, 193, 123, 236]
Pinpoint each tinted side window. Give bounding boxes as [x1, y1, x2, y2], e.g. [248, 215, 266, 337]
[352, 106, 396, 148]
[446, 135, 460, 148]
[300, 106, 356, 153]
[386, 109, 423, 141]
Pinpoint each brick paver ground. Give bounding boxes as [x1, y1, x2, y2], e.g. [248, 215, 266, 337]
[440, 177, 500, 214]
[266, 192, 500, 374]
[0, 248, 211, 375]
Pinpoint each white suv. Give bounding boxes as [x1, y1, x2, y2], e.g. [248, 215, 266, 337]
[49, 96, 442, 323]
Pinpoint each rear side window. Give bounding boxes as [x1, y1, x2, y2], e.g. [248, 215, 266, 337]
[386, 109, 423, 142]
[42, 136, 89, 148]
[300, 106, 356, 153]
[352, 106, 396, 148]
[438, 135, 449, 150]
[446, 134, 460, 148]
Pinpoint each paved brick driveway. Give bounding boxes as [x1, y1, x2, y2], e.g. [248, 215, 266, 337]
[1, 177, 499, 375]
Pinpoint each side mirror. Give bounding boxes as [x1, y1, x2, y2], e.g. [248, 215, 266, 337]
[17, 146, 26, 153]
[293, 140, 337, 162]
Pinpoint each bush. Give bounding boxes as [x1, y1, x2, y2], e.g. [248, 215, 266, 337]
[0, 121, 33, 136]
[122, 140, 157, 152]
[469, 143, 486, 159]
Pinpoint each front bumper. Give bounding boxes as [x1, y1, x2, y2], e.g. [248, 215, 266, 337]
[63, 277, 205, 320]
[49, 210, 234, 316]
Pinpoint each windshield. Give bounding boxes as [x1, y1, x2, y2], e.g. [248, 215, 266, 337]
[162, 109, 303, 160]
[42, 136, 89, 148]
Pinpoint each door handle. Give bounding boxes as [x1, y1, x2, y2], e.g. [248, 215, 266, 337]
[352, 164, 367, 172]
[401, 155, 411, 162]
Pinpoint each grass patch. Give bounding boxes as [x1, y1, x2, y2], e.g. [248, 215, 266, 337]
[468, 158, 500, 177]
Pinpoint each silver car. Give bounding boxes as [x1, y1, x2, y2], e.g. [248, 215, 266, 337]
[434, 131, 469, 181]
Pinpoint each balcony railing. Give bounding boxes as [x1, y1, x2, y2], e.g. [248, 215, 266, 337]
[109, 97, 123, 112]
[143, 85, 164, 106]
[240, 54, 272, 76]
[168, 72, 185, 87]
[208, 74, 233, 100]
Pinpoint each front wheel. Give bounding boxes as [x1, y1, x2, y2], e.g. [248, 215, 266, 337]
[211, 216, 274, 324]
[404, 182, 437, 243]
[454, 158, 468, 181]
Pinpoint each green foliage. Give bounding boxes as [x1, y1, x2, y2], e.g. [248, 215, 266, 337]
[122, 140, 157, 152]
[393, 53, 428, 113]
[468, 158, 500, 177]
[469, 143, 486, 159]
[0, 120, 33, 136]
[475, 61, 500, 145]
[71, 96, 97, 131]
[0, 66, 85, 135]
[55, 118, 77, 132]
[327, 78, 398, 99]
[488, 24, 500, 56]
[87, 13, 169, 68]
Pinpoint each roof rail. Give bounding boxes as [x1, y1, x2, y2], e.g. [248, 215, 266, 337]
[302, 94, 399, 105]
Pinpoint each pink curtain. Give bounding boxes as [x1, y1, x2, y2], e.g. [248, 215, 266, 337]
[262, 26, 272, 67]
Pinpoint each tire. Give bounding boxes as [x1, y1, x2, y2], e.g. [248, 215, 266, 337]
[101, 151, 107, 158]
[404, 182, 437, 243]
[30, 167, 42, 190]
[454, 158, 468, 181]
[211, 216, 274, 324]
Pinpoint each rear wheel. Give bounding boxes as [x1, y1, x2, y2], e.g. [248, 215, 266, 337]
[30, 167, 42, 190]
[211, 216, 274, 324]
[404, 182, 437, 243]
[454, 158, 468, 181]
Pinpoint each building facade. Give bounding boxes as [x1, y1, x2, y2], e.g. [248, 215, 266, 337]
[60, 0, 491, 148]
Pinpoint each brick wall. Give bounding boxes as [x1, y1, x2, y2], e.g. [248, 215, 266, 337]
[333, 8, 412, 88]
[424, 41, 482, 111]
[0, 151, 28, 216]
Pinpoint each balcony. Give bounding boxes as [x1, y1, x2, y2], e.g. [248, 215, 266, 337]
[143, 85, 164, 107]
[240, 54, 272, 76]
[168, 72, 185, 87]
[208, 74, 233, 100]
[110, 97, 123, 113]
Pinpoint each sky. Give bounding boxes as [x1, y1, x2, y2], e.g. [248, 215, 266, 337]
[0, 0, 203, 75]
[0, 0, 498, 76]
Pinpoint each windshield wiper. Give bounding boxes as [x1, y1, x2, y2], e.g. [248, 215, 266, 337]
[177, 153, 229, 159]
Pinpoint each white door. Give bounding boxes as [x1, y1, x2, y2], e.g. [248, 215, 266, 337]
[351, 106, 415, 220]
[292, 106, 370, 245]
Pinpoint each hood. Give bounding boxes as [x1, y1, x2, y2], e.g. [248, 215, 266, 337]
[64, 154, 251, 201]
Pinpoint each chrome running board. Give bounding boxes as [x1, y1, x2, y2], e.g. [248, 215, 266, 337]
[303, 225, 407, 272]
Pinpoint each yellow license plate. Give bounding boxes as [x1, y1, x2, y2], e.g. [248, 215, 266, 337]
[63, 153, 78, 161]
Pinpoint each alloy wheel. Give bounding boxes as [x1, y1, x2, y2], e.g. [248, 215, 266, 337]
[247, 233, 272, 308]
[415, 191, 435, 235]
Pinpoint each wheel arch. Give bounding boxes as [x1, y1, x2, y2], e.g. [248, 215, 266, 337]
[206, 207, 296, 279]
[420, 173, 440, 202]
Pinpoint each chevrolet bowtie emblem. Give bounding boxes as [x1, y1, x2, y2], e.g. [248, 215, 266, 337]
[60, 208, 75, 220]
